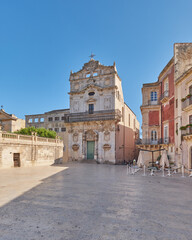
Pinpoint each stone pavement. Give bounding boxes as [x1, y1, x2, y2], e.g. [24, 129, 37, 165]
[0, 163, 192, 240]
[0, 165, 68, 207]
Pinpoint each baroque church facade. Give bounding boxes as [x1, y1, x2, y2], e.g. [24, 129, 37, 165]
[64, 58, 139, 164]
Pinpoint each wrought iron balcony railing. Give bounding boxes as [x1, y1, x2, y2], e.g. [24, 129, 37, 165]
[64, 109, 122, 123]
[160, 90, 169, 100]
[137, 137, 170, 145]
[141, 99, 160, 107]
[182, 96, 192, 110]
[181, 127, 192, 136]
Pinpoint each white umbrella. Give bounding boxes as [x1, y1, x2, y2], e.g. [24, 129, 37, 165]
[160, 150, 169, 168]
[137, 151, 144, 167]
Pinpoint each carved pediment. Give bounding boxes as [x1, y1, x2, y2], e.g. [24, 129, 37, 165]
[85, 130, 98, 141]
[103, 144, 111, 150]
[87, 98, 96, 103]
[82, 60, 100, 72]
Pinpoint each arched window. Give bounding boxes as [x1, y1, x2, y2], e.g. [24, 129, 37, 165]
[150, 91, 157, 101]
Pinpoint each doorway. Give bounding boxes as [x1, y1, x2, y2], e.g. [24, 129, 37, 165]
[13, 153, 20, 167]
[87, 141, 95, 159]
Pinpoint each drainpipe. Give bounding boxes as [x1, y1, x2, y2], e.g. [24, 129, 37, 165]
[160, 81, 162, 158]
[123, 108, 125, 163]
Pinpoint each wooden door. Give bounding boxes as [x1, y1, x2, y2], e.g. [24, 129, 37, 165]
[87, 141, 95, 159]
[13, 153, 20, 167]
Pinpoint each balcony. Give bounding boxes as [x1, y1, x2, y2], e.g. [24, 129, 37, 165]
[137, 137, 170, 145]
[141, 99, 160, 107]
[181, 126, 192, 136]
[64, 109, 122, 123]
[160, 90, 169, 103]
[182, 96, 192, 111]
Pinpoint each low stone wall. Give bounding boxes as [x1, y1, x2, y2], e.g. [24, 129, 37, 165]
[0, 131, 63, 168]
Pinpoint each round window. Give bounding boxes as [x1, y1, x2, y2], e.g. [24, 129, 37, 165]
[88, 92, 95, 96]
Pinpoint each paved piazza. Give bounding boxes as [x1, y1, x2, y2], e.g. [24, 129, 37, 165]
[0, 163, 192, 240]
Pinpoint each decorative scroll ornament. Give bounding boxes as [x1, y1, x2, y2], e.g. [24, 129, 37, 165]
[72, 144, 79, 151]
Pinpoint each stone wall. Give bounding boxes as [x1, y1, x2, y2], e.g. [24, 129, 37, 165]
[0, 131, 63, 168]
[174, 43, 192, 81]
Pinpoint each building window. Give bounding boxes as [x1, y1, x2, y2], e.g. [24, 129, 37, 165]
[54, 128, 59, 132]
[61, 116, 65, 120]
[164, 125, 169, 143]
[93, 72, 98, 76]
[86, 73, 90, 78]
[49, 128, 53, 131]
[164, 79, 169, 91]
[151, 130, 157, 143]
[61, 127, 66, 132]
[151, 91, 157, 102]
[89, 104, 94, 114]
[28, 119, 32, 123]
[88, 92, 95, 96]
[48, 117, 53, 122]
[40, 118, 44, 122]
[55, 117, 60, 121]
[34, 118, 38, 123]
[176, 99, 178, 108]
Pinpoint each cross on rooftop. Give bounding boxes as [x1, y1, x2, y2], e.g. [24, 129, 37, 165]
[89, 53, 95, 60]
[1, 105, 3, 109]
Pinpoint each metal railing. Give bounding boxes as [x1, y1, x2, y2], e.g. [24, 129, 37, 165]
[141, 99, 160, 107]
[161, 90, 169, 100]
[64, 109, 122, 123]
[182, 96, 192, 110]
[137, 137, 170, 145]
[181, 127, 192, 136]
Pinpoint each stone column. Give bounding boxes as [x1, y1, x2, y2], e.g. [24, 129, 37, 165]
[94, 133, 98, 160]
[82, 133, 85, 159]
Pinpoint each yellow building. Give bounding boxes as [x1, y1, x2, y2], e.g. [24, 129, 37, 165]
[0, 108, 25, 132]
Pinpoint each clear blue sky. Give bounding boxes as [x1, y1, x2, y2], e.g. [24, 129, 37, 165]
[1, 0, 192, 126]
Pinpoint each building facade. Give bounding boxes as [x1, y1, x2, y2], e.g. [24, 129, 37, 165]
[140, 42, 192, 170]
[174, 43, 192, 170]
[64, 58, 139, 164]
[0, 108, 25, 132]
[0, 128, 63, 168]
[139, 57, 175, 164]
[25, 109, 69, 161]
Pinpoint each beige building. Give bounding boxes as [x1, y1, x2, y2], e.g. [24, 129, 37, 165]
[65, 58, 139, 164]
[0, 108, 25, 132]
[25, 109, 69, 161]
[0, 128, 63, 168]
[174, 43, 192, 170]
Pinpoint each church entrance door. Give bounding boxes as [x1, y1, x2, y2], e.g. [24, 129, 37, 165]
[87, 141, 95, 159]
